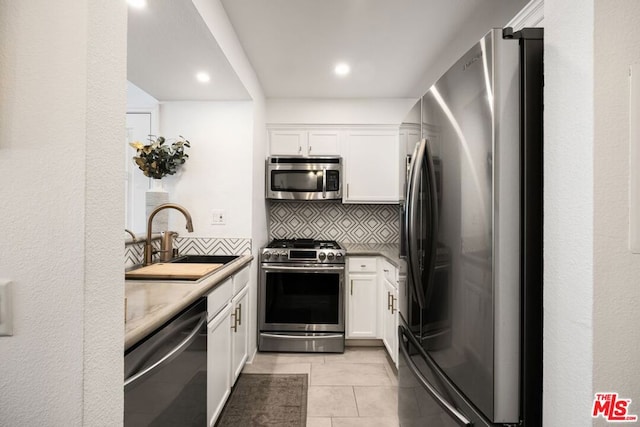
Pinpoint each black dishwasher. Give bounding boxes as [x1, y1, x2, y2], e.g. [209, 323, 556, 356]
[124, 298, 207, 426]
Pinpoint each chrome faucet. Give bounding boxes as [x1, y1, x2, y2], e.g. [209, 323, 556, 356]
[144, 203, 194, 266]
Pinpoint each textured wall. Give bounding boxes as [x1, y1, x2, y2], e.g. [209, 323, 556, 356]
[269, 201, 400, 244]
[543, 1, 595, 426]
[594, 0, 640, 420]
[0, 0, 126, 425]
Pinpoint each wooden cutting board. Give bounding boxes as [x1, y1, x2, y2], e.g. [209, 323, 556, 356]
[125, 263, 223, 280]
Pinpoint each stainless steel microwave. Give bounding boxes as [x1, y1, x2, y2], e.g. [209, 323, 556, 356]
[266, 156, 342, 200]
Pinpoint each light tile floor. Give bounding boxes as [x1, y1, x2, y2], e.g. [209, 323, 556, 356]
[242, 346, 399, 427]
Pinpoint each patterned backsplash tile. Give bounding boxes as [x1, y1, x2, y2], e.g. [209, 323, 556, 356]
[125, 237, 251, 268]
[268, 201, 400, 243]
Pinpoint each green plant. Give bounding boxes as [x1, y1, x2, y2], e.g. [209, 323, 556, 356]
[130, 135, 190, 179]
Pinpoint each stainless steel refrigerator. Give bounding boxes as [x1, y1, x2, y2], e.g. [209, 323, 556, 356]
[398, 27, 543, 426]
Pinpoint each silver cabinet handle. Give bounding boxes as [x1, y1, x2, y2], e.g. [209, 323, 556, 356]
[350, 279, 353, 295]
[391, 295, 397, 314]
[387, 291, 393, 310]
[298, 145, 302, 154]
[347, 183, 349, 198]
[309, 145, 312, 153]
[231, 309, 238, 332]
[237, 303, 242, 327]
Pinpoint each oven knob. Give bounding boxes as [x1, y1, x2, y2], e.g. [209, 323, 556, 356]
[271, 252, 279, 259]
[279, 251, 288, 260]
[263, 251, 271, 260]
[327, 252, 335, 260]
[318, 252, 326, 261]
[336, 253, 344, 261]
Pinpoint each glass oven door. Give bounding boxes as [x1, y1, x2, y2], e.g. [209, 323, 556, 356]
[259, 264, 344, 333]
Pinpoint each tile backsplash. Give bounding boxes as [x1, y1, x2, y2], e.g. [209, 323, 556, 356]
[269, 201, 400, 243]
[125, 237, 251, 268]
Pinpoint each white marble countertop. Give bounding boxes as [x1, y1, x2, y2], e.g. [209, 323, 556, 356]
[124, 254, 253, 350]
[341, 242, 406, 272]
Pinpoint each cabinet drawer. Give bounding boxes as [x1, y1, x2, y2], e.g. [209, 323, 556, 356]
[381, 259, 397, 284]
[207, 277, 233, 321]
[348, 257, 377, 273]
[233, 265, 250, 295]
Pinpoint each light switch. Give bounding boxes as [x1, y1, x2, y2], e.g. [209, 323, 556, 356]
[0, 280, 13, 336]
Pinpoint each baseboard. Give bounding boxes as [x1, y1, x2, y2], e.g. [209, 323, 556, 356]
[345, 339, 384, 347]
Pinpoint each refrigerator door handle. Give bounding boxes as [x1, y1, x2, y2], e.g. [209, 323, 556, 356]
[398, 326, 471, 427]
[422, 138, 440, 310]
[406, 139, 427, 308]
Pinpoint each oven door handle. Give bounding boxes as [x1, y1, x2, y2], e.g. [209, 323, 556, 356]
[261, 265, 345, 272]
[124, 312, 206, 391]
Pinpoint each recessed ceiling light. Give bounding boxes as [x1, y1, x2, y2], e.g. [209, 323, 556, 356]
[127, 0, 147, 9]
[334, 63, 351, 77]
[196, 72, 211, 83]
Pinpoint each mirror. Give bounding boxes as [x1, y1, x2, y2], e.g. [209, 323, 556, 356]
[125, 0, 250, 235]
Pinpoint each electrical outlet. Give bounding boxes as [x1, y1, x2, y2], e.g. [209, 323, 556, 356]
[0, 280, 13, 336]
[211, 209, 226, 225]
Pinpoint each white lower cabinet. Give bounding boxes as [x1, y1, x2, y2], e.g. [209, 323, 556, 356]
[381, 277, 399, 366]
[230, 285, 249, 383]
[207, 303, 232, 426]
[346, 257, 378, 339]
[206, 264, 252, 426]
[345, 256, 400, 366]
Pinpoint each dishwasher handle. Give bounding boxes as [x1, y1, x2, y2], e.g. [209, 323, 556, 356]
[124, 312, 206, 390]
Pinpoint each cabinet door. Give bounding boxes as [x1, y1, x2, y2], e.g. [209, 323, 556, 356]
[207, 303, 233, 427]
[230, 286, 249, 384]
[346, 273, 378, 338]
[270, 130, 306, 156]
[400, 125, 421, 201]
[382, 278, 398, 366]
[307, 130, 341, 156]
[344, 130, 399, 203]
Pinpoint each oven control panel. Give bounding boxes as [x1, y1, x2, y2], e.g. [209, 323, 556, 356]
[261, 249, 345, 264]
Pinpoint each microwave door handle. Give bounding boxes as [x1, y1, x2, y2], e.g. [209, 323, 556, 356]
[398, 326, 471, 426]
[322, 167, 327, 199]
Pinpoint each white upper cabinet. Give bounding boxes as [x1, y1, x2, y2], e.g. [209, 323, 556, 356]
[343, 129, 400, 203]
[399, 123, 421, 201]
[307, 130, 341, 156]
[269, 128, 341, 157]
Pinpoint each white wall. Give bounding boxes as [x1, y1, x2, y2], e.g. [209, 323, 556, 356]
[593, 0, 640, 416]
[544, 1, 595, 425]
[160, 101, 254, 238]
[266, 98, 417, 125]
[0, 1, 126, 425]
[192, 0, 268, 358]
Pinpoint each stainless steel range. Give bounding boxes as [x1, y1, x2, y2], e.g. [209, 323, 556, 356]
[259, 239, 345, 353]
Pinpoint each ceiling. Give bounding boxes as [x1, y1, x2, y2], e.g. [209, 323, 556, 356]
[127, 0, 529, 101]
[127, 0, 250, 101]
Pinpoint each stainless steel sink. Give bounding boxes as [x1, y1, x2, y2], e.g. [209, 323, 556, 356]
[169, 255, 240, 265]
